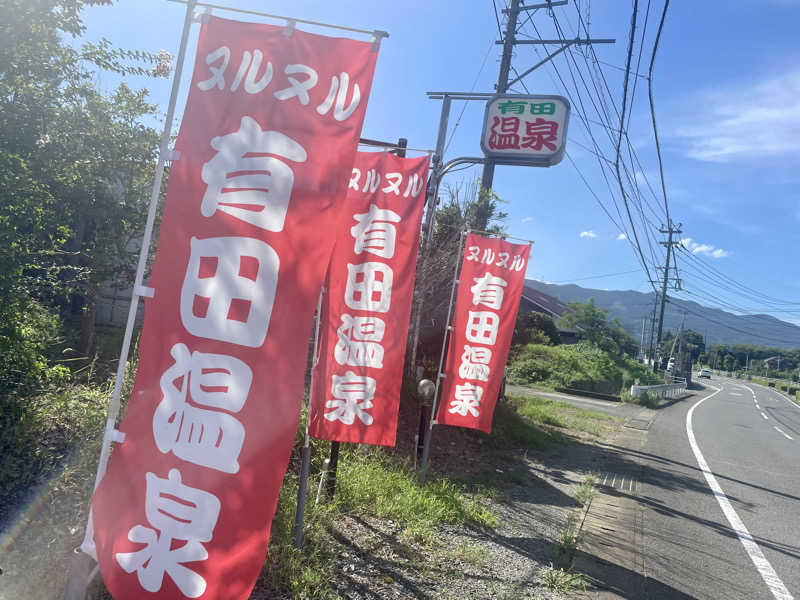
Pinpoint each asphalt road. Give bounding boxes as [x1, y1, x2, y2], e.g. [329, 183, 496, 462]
[636, 376, 799, 599]
[506, 380, 799, 598]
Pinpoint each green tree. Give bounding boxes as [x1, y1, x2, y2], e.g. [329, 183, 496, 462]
[0, 0, 163, 387]
[512, 311, 560, 346]
[723, 354, 735, 371]
[51, 83, 160, 354]
[558, 299, 617, 351]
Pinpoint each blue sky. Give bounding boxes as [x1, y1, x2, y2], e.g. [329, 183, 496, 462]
[77, 0, 800, 331]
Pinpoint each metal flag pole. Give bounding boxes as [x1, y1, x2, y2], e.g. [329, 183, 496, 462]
[167, 0, 388, 40]
[418, 228, 468, 483]
[67, 3, 198, 598]
[324, 136, 410, 499]
[293, 288, 325, 548]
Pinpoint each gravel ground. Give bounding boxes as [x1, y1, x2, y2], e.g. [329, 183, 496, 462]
[1, 406, 614, 600]
[312, 424, 610, 600]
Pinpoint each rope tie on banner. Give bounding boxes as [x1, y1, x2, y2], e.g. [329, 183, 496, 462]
[193, 6, 211, 23]
[356, 141, 434, 154]
[283, 19, 296, 36]
[133, 284, 154, 299]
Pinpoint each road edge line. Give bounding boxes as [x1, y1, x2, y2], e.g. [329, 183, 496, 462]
[686, 385, 794, 600]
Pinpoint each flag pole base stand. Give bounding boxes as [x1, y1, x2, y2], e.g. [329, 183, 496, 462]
[65, 547, 98, 600]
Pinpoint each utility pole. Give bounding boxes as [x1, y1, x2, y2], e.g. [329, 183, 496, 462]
[480, 0, 521, 191]
[648, 296, 658, 367]
[639, 318, 646, 359]
[480, 1, 613, 191]
[655, 221, 682, 370]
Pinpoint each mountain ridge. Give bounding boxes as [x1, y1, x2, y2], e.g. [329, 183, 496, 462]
[525, 279, 800, 350]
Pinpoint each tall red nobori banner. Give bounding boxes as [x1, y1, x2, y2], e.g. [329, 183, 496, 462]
[436, 233, 530, 433]
[308, 151, 428, 446]
[90, 16, 378, 600]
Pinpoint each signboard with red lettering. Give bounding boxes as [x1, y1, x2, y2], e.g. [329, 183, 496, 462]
[436, 233, 530, 433]
[90, 16, 378, 600]
[480, 94, 570, 167]
[308, 151, 429, 446]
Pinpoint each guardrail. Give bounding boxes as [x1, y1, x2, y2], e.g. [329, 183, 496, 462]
[630, 379, 686, 399]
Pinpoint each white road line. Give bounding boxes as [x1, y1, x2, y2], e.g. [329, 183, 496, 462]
[773, 426, 794, 441]
[602, 473, 608, 486]
[687, 387, 794, 600]
[761, 412, 769, 420]
[730, 392, 744, 396]
[611, 474, 617, 487]
[628, 478, 633, 492]
[771, 389, 800, 411]
[755, 403, 761, 410]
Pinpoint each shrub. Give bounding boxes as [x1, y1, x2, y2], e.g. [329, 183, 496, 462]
[507, 342, 661, 395]
[0, 298, 68, 393]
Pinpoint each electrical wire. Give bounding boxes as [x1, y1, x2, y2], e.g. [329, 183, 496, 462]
[550, 268, 642, 283]
[648, 0, 671, 224]
[443, 38, 496, 156]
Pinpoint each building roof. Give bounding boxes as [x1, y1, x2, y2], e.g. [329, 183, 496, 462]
[520, 284, 568, 319]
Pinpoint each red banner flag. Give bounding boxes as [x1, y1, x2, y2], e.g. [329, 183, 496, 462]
[436, 233, 530, 433]
[308, 151, 429, 446]
[90, 16, 377, 600]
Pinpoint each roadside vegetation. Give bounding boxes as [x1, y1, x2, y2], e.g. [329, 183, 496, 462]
[508, 342, 661, 396]
[508, 301, 663, 398]
[255, 393, 618, 598]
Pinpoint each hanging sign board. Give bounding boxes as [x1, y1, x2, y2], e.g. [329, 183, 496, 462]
[90, 15, 378, 600]
[309, 151, 429, 447]
[480, 94, 570, 167]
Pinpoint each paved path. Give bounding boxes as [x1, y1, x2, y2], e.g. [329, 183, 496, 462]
[505, 385, 642, 419]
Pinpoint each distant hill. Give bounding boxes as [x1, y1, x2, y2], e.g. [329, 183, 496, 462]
[525, 280, 800, 350]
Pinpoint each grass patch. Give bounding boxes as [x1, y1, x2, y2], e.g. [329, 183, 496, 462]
[0, 381, 109, 513]
[259, 446, 500, 598]
[621, 389, 660, 408]
[575, 474, 597, 506]
[489, 400, 562, 449]
[539, 564, 587, 592]
[506, 393, 621, 438]
[553, 510, 582, 567]
[452, 542, 490, 568]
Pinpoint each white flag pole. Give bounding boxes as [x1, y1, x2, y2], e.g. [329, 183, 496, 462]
[418, 228, 469, 483]
[77, 0, 198, 563]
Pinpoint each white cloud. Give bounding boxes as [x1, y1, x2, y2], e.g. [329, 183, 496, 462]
[521, 216, 533, 223]
[675, 70, 800, 163]
[680, 237, 731, 259]
[616, 233, 628, 240]
[579, 230, 597, 238]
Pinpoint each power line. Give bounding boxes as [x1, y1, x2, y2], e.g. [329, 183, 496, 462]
[648, 0, 671, 224]
[550, 268, 642, 283]
[677, 246, 800, 307]
[520, 17, 659, 280]
[666, 299, 800, 346]
[443, 38, 496, 155]
[614, 0, 656, 290]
